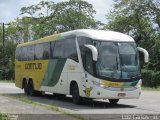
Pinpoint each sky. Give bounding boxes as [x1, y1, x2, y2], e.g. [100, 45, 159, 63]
[0, 0, 113, 24]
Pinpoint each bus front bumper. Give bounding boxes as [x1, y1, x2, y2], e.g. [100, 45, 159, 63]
[90, 86, 141, 99]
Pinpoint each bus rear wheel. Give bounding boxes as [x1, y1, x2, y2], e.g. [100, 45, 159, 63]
[23, 80, 29, 95]
[28, 80, 35, 96]
[28, 80, 42, 96]
[108, 99, 119, 105]
[71, 83, 82, 105]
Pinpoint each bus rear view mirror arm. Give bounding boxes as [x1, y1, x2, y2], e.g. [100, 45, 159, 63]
[85, 44, 98, 61]
[137, 47, 149, 63]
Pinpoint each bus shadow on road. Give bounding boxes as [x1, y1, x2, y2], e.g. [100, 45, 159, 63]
[6, 93, 136, 110]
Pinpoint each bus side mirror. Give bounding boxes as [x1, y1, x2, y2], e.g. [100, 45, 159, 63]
[137, 47, 149, 63]
[84, 44, 98, 61]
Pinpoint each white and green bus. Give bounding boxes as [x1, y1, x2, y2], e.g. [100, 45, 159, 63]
[15, 29, 149, 104]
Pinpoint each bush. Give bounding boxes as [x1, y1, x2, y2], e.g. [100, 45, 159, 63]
[0, 70, 2, 80]
[0, 114, 9, 120]
[141, 69, 160, 88]
[154, 71, 160, 85]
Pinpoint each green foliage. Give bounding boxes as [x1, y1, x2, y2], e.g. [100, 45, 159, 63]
[19, 0, 99, 40]
[0, 23, 17, 80]
[0, 113, 9, 120]
[106, 0, 160, 87]
[142, 86, 160, 91]
[0, 40, 16, 80]
[105, 0, 160, 71]
[1, 0, 159, 83]
[141, 70, 160, 88]
[51, 0, 96, 32]
[0, 0, 101, 80]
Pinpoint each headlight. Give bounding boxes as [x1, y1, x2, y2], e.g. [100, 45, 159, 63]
[92, 81, 109, 89]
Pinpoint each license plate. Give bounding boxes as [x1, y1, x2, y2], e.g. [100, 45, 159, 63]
[118, 93, 126, 97]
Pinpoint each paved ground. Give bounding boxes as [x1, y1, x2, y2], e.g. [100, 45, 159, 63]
[0, 83, 160, 120]
[0, 83, 77, 120]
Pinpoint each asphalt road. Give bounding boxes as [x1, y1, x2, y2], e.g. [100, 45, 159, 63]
[0, 83, 160, 120]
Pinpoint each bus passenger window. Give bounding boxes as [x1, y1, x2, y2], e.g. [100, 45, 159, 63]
[21, 47, 28, 61]
[64, 38, 78, 62]
[15, 47, 21, 61]
[35, 44, 43, 60]
[51, 41, 55, 58]
[43, 42, 51, 59]
[52, 41, 65, 58]
[27, 46, 35, 60]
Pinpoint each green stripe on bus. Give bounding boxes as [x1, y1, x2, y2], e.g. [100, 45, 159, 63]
[41, 59, 66, 86]
[123, 80, 139, 87]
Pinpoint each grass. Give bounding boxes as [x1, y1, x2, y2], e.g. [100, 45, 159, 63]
[142, 86, 160, 91]
[0, 94, 86, 120]
[0, 113, 9, 120]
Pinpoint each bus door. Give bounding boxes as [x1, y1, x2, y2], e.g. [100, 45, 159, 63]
[82, 51, 94, 97]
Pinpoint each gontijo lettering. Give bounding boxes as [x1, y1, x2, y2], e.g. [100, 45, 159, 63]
[25, 63, 42, 69]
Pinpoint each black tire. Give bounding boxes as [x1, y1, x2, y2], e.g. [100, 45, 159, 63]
[28, 80, 35, 96]
[28, 80, 42, 96]
[23, 80, 29, 95]
[108, 99, 119, 105]
[71, 83, 82, 105]
[36, 91, 43, 96]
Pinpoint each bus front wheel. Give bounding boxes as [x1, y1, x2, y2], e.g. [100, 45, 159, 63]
[108, 99, 119, 104]
[71, 83, 82, 105]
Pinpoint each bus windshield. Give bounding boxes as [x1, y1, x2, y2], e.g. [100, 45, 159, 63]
[96, 41, 140, 79]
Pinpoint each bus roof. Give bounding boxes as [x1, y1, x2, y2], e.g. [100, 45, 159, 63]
[62, 29, 134, 42]
[17, 29, 134, 47]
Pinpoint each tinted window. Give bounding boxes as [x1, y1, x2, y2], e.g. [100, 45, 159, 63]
[43, 42, 51, 59]
[27, 45, 35, 60]
[15, 47, 21, 61]
[52, 41, 65, 58]
[64, 38, 78, 62]
[16, 42, 51, 61]
[78, 37, 92, 66]
[78, 37, 92, 47]
[51, 41, 55, 58]
[35, 44, 43, 60]
[51, 38, 78, 61]
[21, 47, 28, 61]
[34, 42, 51, 60]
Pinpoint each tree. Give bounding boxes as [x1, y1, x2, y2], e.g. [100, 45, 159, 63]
[50, 0, 96, 32]
[0, 23, 17, 80]
[105, 0, 160, 70]
[19, 0, 99, 39]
